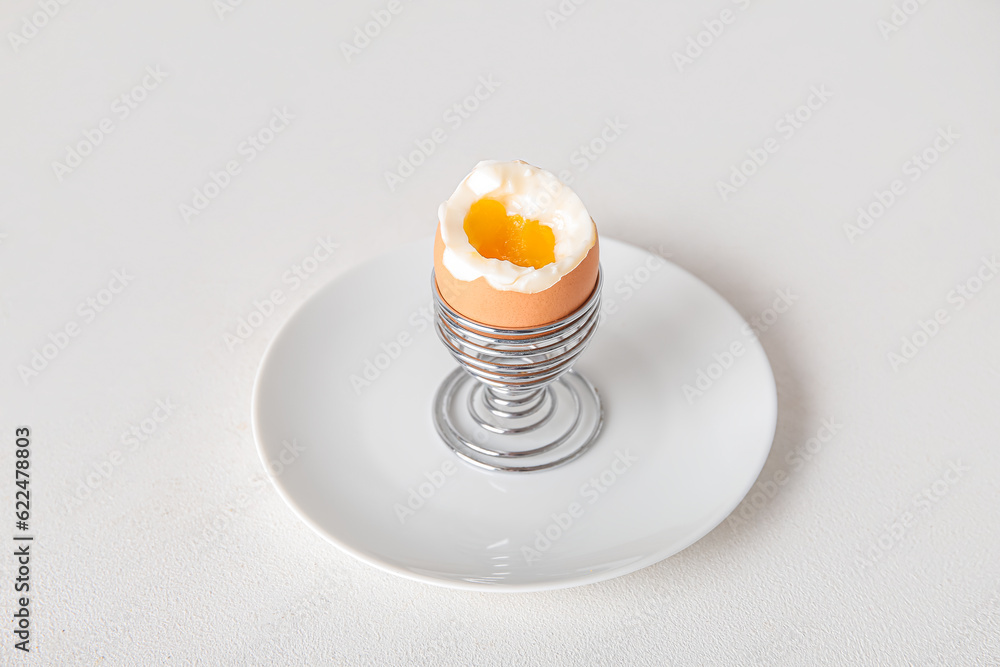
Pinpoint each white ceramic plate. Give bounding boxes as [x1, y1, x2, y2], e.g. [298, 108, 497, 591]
[252, 237, 776, 592]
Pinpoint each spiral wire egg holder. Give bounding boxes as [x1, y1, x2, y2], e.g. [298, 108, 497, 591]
[431, 268, 604, 472]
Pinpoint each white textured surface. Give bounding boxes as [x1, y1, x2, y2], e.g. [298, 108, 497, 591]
[1, 0, 998, 664]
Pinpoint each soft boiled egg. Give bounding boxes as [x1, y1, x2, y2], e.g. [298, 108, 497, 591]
[433, 160, 599, 328]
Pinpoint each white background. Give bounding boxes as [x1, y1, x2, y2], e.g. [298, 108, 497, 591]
[1, 0, 999, 664]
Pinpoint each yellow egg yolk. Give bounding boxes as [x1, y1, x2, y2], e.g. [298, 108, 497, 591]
[463, 199, 556, 270]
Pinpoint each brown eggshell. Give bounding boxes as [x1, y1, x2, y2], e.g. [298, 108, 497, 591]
[433, 223, 599, 328]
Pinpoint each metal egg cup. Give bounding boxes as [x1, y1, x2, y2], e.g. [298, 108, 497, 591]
[431, 268, 604, 472]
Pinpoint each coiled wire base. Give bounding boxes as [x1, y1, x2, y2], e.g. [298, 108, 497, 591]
[431, 268, 604, 472]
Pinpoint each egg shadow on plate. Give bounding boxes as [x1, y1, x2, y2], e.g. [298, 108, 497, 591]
[599, 227, 819, 580]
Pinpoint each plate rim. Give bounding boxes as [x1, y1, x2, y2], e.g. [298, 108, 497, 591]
[251, 236, 778, 593]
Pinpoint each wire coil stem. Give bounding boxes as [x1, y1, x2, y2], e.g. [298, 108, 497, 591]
[431, 268, 604, 472]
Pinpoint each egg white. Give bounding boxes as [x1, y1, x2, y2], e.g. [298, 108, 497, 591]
[438, 160, 596, 294]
